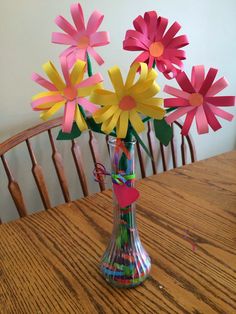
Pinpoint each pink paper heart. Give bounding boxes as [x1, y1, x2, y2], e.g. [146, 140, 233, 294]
[113, 184, 140, 208]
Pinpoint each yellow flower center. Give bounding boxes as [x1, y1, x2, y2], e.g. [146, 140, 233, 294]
[77, 35, 90, 49]
[189, 93, 204, 107]
[119, 96, 136, 111]
[63, 86, 77, 101]
[149, 42, 164, 58]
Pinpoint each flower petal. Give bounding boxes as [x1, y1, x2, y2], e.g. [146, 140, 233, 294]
[181, 108, 197, 135]
[40, 101, 65, 121]
[176, 71, 195, 93]
[191, 65, 205, 92]
[87, 10, 104, 34]
[164, 98, 189, 107]
[70, 3, 85, 32]
[165, 106, 194, 124]
[162, 21, 181, 46]
[206, 77, 229, 97]
[51, 32, 77, 45]
[101, 109, 121, 134]
[78, 97, 99, 114]
[54, 15, 77, 37]
[90, 89, 118, 106]
[43, 61, 65, 91]
[75, 105, 88, 131]
[87, 46, 104, 65]
[164, 85, 190, 99]
[62, 100, 76, 133]
[117, 111, 129, 138]
[108, 66, 124, 97]
[155, 17, 168, 41]
[195, 105, 209, 134]
[199, 68, 218, 96]
[129, 110, 145, 133]
[31, 73, 57, 91]
[90, 31, 110, 47]
[207, 103, 234, 121]
[166, 35, 189, 49]
[70, 60, 86, 85]
[137, 103, 165, 119]
[204, 105, 222, 131]
[205, 96, 235, 107]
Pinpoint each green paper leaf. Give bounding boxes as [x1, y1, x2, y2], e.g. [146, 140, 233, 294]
[57, 122, 81, 140]
[131, 129, 152, 159]
[154, 118, 173, 146]
[86, 117, 105, 134]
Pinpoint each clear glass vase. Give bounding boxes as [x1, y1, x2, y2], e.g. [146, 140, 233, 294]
[100, 138, 151, 288]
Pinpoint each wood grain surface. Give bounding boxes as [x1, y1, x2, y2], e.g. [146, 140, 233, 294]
[0, 151, 235, 314]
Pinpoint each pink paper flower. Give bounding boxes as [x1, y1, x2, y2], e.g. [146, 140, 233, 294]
[164, 65, 235, 135]
[31, 57, 103, 133]
[52, 3, 110, 68]
[123, 11, 189, 79]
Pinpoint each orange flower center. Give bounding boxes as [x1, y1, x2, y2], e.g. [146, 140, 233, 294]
[77, 35, 90, 49]
[63, 86, 77, 101]
[189, 93, 204, 107]
[149, 42, 164, 58]
[119, 96, 136, 111]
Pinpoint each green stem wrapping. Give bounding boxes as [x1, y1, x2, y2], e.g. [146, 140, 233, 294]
[87, 53, 93, 77]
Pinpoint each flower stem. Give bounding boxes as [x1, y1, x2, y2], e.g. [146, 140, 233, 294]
[87, 53, 93, 77]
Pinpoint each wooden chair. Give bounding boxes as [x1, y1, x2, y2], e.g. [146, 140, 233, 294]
[0, 117, 196, 222]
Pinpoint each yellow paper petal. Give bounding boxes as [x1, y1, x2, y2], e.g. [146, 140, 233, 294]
[40, 101, 65, 121]
[136, 82, 160, 100]
[143, 98, 163, 106]
[93, 104, 118, 123]
[129, 110, 145, 133]
[90, 89, 118, 106]
[70, 60, 86, 85]
[125, 62, 148, 91]
[32, 91, 61, 101]
[108, 66, 124, 97]
[101, 109, 121, 134]
[75, 106, 87, 131]
[43, 61, 65, 91]
[137, 103, 165, 119]
[116, 111, 129, 138]
[93, 105, 113, 123]
[35, 102, 60, 110]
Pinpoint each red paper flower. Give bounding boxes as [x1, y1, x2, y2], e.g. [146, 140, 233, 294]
[52, 3, 110, 68]
[164, 65, 235, 135]
[123, 11, 189, 79]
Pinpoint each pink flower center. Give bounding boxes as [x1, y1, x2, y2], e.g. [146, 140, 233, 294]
[119, 96, 136, 111]
[189, 93, 204, 107]
[63, 86, 77, 101]
[149, 42, 164, 58]
[77, 35, 90, 49]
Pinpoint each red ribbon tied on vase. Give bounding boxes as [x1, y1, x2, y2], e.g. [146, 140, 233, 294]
[93, 163, 139, 208]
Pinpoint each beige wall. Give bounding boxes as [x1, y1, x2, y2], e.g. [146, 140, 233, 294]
[0, 0, 235, 221]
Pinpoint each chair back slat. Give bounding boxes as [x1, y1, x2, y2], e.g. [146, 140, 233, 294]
[160, 143, 167, 172]
[136, 141, 146, 178]
[88, 130, 105, 191]
[71, 140, 89, 197]
[147, 121, 157, 174]
[26, 139, 51, 209]
[181, 135, 186, 165]
[1, 155, 27, 217]
[48, 129, 71, 202]
[170, 124, 177, 169]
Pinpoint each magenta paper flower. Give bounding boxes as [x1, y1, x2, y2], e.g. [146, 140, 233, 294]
[164, 65, 235, 135]
[52, 3, 110, 68]
[123, 11, 189, 79]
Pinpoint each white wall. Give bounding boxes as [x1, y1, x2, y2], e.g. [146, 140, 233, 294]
[0, 0, 235, 222]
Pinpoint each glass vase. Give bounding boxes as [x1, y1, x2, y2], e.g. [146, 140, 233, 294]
[100, 137, 151, 288]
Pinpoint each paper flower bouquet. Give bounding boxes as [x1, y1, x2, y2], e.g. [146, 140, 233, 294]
[31, 3, 235, 288]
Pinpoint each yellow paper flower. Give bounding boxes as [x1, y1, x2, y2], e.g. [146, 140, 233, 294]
[91, 62, 165, 138]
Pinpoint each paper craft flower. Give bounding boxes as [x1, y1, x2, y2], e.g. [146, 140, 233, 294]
[52, 2, 110, 68]
[123, 11, 189, 79]
[91, 62, 165, 138]
[164, 65, 235, 135]
[31, 58, 103, 133]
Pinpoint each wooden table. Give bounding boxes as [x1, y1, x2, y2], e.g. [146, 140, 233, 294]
[0, 151, 235, 314]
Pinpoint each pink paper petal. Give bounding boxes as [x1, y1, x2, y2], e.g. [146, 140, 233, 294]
[181, 108, 197, 135]
[113, 184, 139, 208]
[86, 10, 104, 35]
[51, 32, 77, 45]
[164, 85, 190, 99]
[32, 73, 57, 91]
[60, 56, 71, 86]
[90, 31, 110, 47]
[31, 95, 63, 108]
[54, 15, 77, 37]
[199, 68, 218, 96]
[176, 71, 195, 93]
[191, 65, 205, 92]
[76, 73, 103, 88]
[78, 97, 98, 113]
[167, 35, 189, 49]
[144, 11, 158, 38]
[155, 17, 168, 41]
[195, 105, 209, 134]
[205, 96, 235, 107]
[165, 106, 194, 124]
[60, 46, 75, 58]
[206, 77, 229, 96]
[207, 103, 234, 121]
[70, 3, 85, 32]
[162, 21, 181, 46]
[87, 46, 104, 65]
[62, 100, 76, 133]
[125, 30, 150, 47]
[123, 38, 148, 51]
[133, 51, 150, 63]
[204, 105, 222, 131]
[133, 15, 148, 36]
[164, 98, 189, 107]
